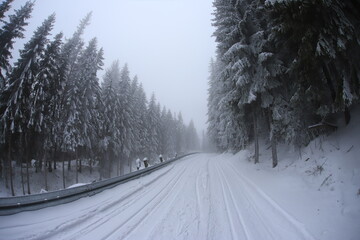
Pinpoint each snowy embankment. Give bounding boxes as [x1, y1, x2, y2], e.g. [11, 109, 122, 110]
[0, 112, 359, 240]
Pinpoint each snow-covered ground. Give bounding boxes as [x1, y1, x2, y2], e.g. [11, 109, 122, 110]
[0, 160, 102, 197]
[0, 109, 359, 240]
[0, 159, 139, 197]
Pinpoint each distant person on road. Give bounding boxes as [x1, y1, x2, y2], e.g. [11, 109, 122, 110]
[159, 154, 163, 163]
[136, 158, 141, 170]
[143, 157, 149, 168]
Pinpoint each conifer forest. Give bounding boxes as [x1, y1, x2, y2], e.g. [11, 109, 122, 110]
[0, 0, 200, 196]
[208, 0, 360, 167]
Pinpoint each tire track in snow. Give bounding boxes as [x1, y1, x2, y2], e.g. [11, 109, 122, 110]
[215, 159, 277, 240]
[9, 165, 177, 240]
[102, 163, 189, 240]
[204, 157, 212, 240]
[213, 158, 249, 240]
[143, 155, 211, 240]
[73, 163, 188, 240]
[224, 160, 316, 240]
[194, 156, 211, 240]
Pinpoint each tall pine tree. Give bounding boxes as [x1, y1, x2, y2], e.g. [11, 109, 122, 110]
[1, 14, 55, 195]
[0, 1, 33, 90]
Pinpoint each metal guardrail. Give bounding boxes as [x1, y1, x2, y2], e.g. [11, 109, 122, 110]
[0, 153, 198, 216]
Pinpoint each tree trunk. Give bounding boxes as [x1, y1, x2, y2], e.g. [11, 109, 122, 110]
[25, 133, 30, 195]
[323, 63, 351, 125]
[120, 158, 125, 175]
[1, 158, 7, 190]
[271, 136, 278, 168]
[0, 158, 2, 179]
[117, 154, 120, 176]
[9, 158, 14, 196]
[62, 154, 65, 189]
[107, 151, 111, 178]
[8, 134, 15, 196]
[89, 158, 92, 174]
[75, 150, 78, 184]
[39, 159, 43, 172]
[48, 159, 52, 172]
[26, 159, 30, 195]
[344, 106, 351, 125]
[35, 159, 38, 173]
[253, 112, 259, 164]
[21, 161, 25, 195]
[44, 153, 48, 191]
[68, 158, 71, 170]
[79, 158, 82, 173]
[268, 110, 278, 168]
[53, 150, 57, 170]
[129, 158, 132, 173]
[100, 153, 104, 181]
[322, 64, 336, 102]
[20, 133, 25, 195]
[4, 157, 9, 189]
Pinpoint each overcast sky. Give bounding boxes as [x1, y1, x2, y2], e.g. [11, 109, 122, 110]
[10, 0, 216, 135]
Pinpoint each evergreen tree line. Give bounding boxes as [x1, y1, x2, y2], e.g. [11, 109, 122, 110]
[208, 0, 360, 167]
[0, 1, 200, 196]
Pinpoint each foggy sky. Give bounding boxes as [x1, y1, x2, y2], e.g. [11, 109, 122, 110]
[10, 0, 216, 135]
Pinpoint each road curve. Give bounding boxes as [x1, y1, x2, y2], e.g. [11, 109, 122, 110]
[0, 154, 315, 240]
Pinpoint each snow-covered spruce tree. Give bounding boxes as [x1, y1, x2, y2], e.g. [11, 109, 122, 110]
[28, 32, 63, 167]
[209, 0, 360, 168]
[159, 106, 168, 156]
[39, 33, 65, 174]
[117, 64, 135, 175]
[0, 1, 33, 90]
[207, 58, 222, 150]
[210, 0, 295, 166]
[27, 32, 63, 144]
[100, 60, 122, 178]
[58, 13, 91, 187]
[75, 38, 103, 180]
[313, 0, 360, 122]
[185, 120, 200, 151]
[27, 32, 63, 190]
[60, 50, 84, 180]
[211, 1, 243, 153]
[129, 76, 142, 160]
[0, 14, 55, 195]
[244, 0, 286, 167]
[267, 0, 360, 145]
[155, 102, 163, 155]
[60, 12, 91, 84]
[146, 93, 161, 160]
[175, 112, 186, 155]
[164, 110, 176, 157]
[212, 0, 267, 161]
[134, 82, 149, 159]
[0, 0, 14, 191]
[0, 0, 13, 23]
[207, 57, 247, 152]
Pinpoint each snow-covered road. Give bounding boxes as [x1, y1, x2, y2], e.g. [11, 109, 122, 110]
[0, 154, 315, 240]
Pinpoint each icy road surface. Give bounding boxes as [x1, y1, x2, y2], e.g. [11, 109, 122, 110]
[0, 154, 315, 240]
